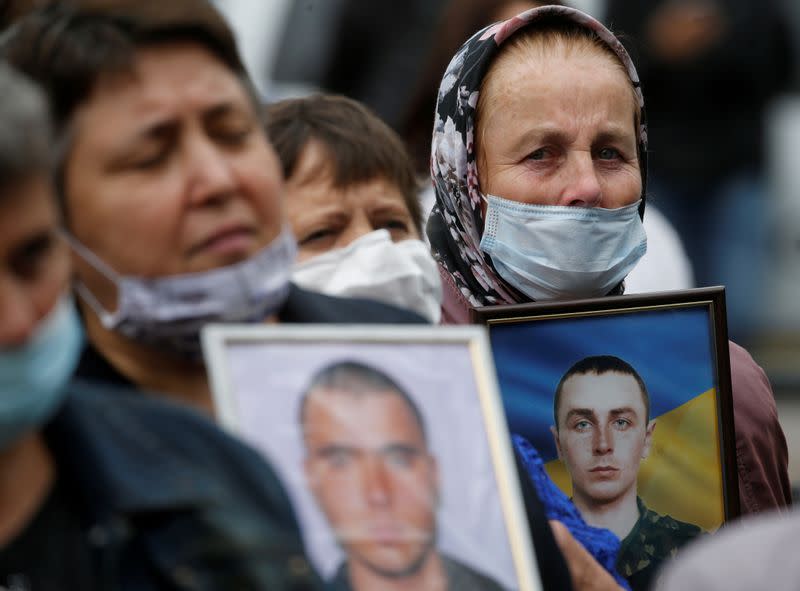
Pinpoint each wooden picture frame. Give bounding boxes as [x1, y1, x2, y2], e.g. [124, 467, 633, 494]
[472, 287, 737, 588]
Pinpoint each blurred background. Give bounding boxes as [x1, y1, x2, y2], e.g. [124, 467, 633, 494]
[213, 0, 800, 493]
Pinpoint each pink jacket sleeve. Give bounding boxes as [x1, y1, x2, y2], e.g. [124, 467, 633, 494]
[730, 341, 792, 513]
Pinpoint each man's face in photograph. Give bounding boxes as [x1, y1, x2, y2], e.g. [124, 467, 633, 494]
[552, 371, 655, 507]
[303, 387, 439, 577]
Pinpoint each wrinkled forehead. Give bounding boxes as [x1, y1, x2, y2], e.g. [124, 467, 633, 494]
[477, 38, 640, 138]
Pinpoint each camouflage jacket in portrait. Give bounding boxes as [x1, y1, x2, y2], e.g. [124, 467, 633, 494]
[617, 497, 704, 591]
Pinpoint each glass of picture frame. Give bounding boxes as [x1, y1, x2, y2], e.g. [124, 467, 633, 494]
[202, 324, 543, 591]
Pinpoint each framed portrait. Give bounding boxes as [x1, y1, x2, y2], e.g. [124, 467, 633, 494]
[202, 324, 542, 591]
[471, 287, 737, 587]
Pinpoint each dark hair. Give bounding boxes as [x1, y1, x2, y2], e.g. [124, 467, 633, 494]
[0, 0, 253, 218]
[400, 0, 564, 173]
[553, 355, 649, 429]
[0, 0, 252, 143]
[0, 61, 52, 195]
[299, 359, 427, 444]
[264, 94, 423, 235]
[0, 0, 49, 30]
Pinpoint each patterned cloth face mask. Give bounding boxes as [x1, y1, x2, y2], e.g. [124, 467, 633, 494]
[66, 227, 297, 359]
[480, 196, 647, 300]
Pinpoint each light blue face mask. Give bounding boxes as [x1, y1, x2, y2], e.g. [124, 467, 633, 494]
[0, 297, 83, 450]
[479, 196, 647, 301]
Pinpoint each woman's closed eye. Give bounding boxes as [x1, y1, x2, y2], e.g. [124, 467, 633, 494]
[114, 124, 176, 172]
[379, 218, 413, 240]
[212, 122, 255, 147]
[372, 209, 418, 240]
[299, 226, 339, 246]
[130, 148, 169, 170]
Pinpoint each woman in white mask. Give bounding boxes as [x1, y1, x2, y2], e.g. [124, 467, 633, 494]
[265, 94, 443, 323]
[427, 5, 789, 519]
[4, 1, 423, 415]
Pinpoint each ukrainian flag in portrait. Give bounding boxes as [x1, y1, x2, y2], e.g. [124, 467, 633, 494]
[489, 305, 725, 532]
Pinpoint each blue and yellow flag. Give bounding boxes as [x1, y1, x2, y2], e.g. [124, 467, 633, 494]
[489, 306, 724, 531]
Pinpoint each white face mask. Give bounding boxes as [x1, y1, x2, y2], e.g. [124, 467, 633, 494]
[292, 230, 443, 323]
[479, 195, 647, 301]
[66, 227, 297, 359]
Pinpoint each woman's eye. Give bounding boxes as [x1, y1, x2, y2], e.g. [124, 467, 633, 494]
[383, 219, 410, 232]
[527, 148, 550, 161]
[131, 150, 168, 170]
[597, 147, 622, 160]
[215, 126, 253, 146]
[11, 234, 55, 280]
[299, 228, 335, 246]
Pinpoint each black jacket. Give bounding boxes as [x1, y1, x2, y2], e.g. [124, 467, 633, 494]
[606, 0, 792, 183]
[75, 284, 426, 387]
[42, 380, 324, 589]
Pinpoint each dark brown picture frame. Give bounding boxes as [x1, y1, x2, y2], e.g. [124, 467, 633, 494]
[471, 286, 738, 529]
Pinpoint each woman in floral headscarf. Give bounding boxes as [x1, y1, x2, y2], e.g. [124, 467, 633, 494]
[429, 5, 648, 317]
[428, 0, 790, 583]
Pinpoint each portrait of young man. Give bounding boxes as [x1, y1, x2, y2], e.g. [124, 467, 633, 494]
[299, 360, 506, 591]
[550, 355, 703, 589]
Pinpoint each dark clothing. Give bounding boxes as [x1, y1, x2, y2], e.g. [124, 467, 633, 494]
[617, 498, 703, 591]
[0, 477, 95, 591]
[276, 283, 426, 324]
[1, 380, 323, 590]
[328, 554, 505, 591]
[728, 341, 792, 513]
[75, 283, 426, 387]
[606, 0, 792, 183]
[274, 0, 442, 128]
[72, 283, 572, 590]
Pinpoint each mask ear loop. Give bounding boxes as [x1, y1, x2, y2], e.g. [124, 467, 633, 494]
[59, 231, 122, 327]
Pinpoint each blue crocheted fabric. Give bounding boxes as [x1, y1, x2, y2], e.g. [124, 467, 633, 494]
[513, 434, 630, 590]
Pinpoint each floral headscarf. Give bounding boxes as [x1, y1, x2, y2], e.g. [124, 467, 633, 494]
[427, 5, 648, 308]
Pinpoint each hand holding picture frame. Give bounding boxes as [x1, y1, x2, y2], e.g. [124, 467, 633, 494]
[202, 324, 543, 591]
[471, 287, 737, 591]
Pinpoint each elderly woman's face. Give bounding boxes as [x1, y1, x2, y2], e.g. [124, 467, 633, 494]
[286, 140, 419, 263]
[64, 42, 284, 309]
[478, 47, 641, 209]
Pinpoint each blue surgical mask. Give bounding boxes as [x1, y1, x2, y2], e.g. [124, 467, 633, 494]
[65, 226, 297, 359]
[479, 196, 647, 301]
[0, 296, 83, 449]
